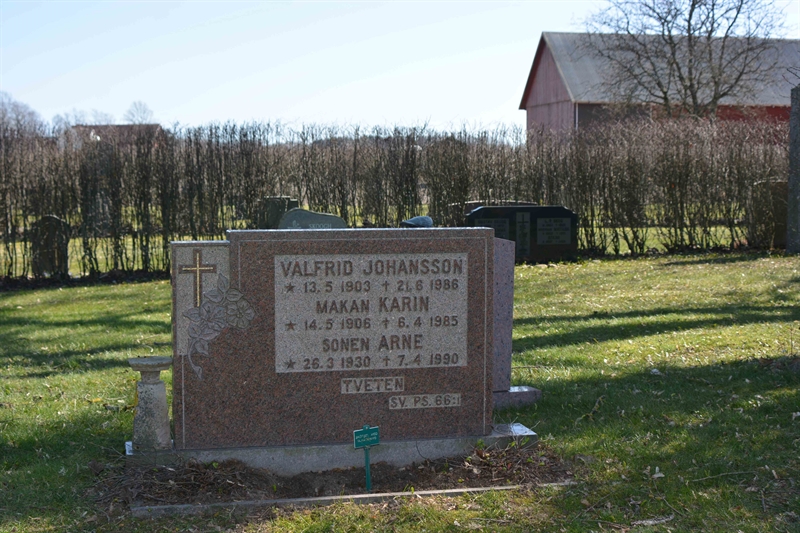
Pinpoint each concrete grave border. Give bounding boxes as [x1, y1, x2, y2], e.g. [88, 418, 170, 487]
[130, 485, 523, 518]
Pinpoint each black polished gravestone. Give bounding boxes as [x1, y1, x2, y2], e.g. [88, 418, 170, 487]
[466, 205, 578, 263]
[253, 197, 300, 229]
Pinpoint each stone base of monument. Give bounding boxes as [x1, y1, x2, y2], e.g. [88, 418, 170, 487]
[493, 386, 542, 410]
[125, 423, 536, 476]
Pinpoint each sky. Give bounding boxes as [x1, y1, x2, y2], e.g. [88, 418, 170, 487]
[2, 0, 799, 130]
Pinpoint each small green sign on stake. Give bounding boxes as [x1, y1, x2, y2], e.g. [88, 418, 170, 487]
[353, 424, 379, 492]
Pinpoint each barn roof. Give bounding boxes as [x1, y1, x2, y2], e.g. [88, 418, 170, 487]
[519, 32, 800, 109]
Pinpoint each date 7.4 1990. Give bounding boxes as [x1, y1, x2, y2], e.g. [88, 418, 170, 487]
[299, 352, 463, 372]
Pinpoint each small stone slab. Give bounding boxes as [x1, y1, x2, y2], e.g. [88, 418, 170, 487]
[493, 386, 542, 409]
[278, 208, 347, 229]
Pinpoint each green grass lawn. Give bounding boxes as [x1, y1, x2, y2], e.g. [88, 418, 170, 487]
[1, 253, 798, 532]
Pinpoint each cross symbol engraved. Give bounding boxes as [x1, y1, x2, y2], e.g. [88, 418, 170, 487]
[178, 249, 217, 307]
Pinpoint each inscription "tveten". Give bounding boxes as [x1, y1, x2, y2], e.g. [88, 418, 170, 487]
[341, 376, 404, 394]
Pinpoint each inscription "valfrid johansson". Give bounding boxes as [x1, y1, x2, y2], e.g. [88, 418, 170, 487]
[280, 258, 463, 277]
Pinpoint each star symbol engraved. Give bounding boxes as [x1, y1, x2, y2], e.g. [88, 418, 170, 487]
[285, 283, 295, 293]
[286, 359, 296, 369]
[286, 321, 296, 331]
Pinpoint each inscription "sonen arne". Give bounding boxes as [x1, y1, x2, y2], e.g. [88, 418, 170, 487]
[321, 333, 424, 352]
[341, 376, 404, 394]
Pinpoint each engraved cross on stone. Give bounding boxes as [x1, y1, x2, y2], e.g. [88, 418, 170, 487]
[179, 249, 217, 307]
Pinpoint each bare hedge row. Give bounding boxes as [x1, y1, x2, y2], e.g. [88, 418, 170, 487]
[0, 119, 788, 277]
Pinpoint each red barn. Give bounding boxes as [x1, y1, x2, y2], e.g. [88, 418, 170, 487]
[519, 32, 800, 131]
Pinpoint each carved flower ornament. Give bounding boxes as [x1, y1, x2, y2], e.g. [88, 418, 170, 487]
[183, 274, 255, 379]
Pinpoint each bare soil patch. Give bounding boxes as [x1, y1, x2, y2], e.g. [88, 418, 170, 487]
[92, 444, 573, 511]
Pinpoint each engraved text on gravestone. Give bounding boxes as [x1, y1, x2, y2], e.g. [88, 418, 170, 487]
[274, 253, 468, 373]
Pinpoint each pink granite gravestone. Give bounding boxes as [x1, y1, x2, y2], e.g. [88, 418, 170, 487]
[491, 238, 542, 409]
[171, 228, 496, 452]
[492, 238, 514, 393]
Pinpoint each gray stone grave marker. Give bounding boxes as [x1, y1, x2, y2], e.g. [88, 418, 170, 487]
[31, 215, 70, 279]
[751, 180, 788, 248]
[278, 208, 347, 229]
[788, 85, 800, 253]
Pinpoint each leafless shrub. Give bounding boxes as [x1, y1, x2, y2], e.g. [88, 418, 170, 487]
[0, 118, 788, 278]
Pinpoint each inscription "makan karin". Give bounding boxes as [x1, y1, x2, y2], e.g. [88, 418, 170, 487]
[315, 296, 429, 314]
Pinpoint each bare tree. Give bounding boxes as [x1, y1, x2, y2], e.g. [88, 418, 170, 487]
[123, 101, 154, 124]
[585, 0, 785, 118]
[91, 110, 115, 124]
[51, 108, 115, 132]
[0, 92, 44, 134]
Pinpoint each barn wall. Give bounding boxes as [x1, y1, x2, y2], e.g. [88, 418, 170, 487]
[523, 42, 574, 131]
[526, 101, 575, 131]
[526, 45, 572, 106]
[717, 105, 790, 122]
[577, 104, 652, 127]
